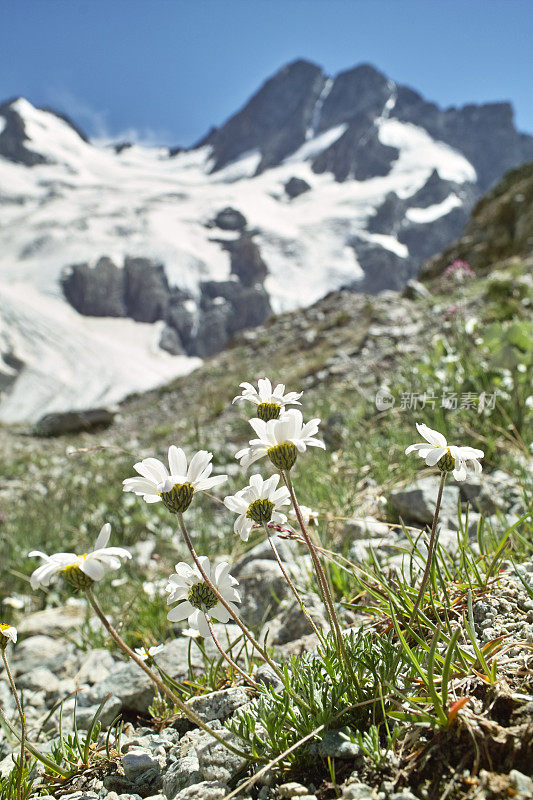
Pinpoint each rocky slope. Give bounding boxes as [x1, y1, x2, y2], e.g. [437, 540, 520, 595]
[421, 161, 533, 280]
[0, 163, 532, 800]
[1, 61, 532, 421]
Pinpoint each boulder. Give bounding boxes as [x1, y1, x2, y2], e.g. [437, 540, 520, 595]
[159, 325, 185, 356]
[32, 407, 115, 436]
[123, 257, 170, 323]
[185, 687, 250, 723]
[61, 256, 126, 317]
[16, 602, 86, 636]
[165, 295, 197, 354]
[222, 234, 268, 287]
[343, 516, 390, 540]
[236, 558, 289, 627]
[213, 207, 247, 231]
[261, 595, 327, 646]
[388, 477, 461, 525]
[285, 177, 311, 199]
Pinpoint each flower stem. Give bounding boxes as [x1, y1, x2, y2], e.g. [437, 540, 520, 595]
[205, 618, 257, 688]
[176, 512, 284, 680]
[264, 523, 326, 644]
[2, 650, 25, 800]
[409, 472, 447, 626]
[282, 470, 359, 690]
[84, 587, 251, 760]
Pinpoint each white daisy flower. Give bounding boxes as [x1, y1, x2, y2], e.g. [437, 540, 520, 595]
[0, 624, 17, 648]
[181, 628, 202, 639]
[123, 447, 227, 513]
[233, 378, 302, 421]
[290, 505, 319, 526]
[224, 474, 291, 541]
[134, 644, 165, 661]
[166, 557, 240, 638]
[236, 409, 325, 471]
[29, 523, 131, 591]
[405, 423, 484, 482]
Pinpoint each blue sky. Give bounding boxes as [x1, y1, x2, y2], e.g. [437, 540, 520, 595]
[1, 0, 532, 146]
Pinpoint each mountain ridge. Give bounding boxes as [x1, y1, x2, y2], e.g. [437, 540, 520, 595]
[1, 59, 532, 423]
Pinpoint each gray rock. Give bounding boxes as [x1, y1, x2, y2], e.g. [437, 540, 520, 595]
[194, 297, 232, 357]
[348, 236, 416, 294]
[285, 178, 311, 199]
[223, 234, 268, 287]
[309, 729, 361, 759]
[343, 516, 390, 540]
[17, 667, 62, 694]
[75, 695, 122, 730]
[254, 663, 284, 691]
[173, 782, 227, 800]
[232, 537, 301, 575]
[61, 256, 126, 317]
[91, 661, 154, 714]
[0, 99, 53, 166]
[17, 603, 86, 637]
[262, 595, 327, 646]
[341, 780, 373, 800]
[156, 628, 243, 680]
[237, 558, 289, 627]
[367, 191, 406, 236]
[213, 207, 247, 231]
[186, 687, 250, 722]
[32, 407, 114, 436]
[278, 783, 310, 798]
[159, 325, 185, 356]
[163, 755, 201, 798]
[11, 634, 76, 675]
[198, 278, 271, 347]
[313, 114, 399, 183]
[388, 477, 460, 525]
[322, 413, 346, 450]
[165, 294, 196, 354]
[122, 749, 161, 782]
[75, 648, 118, 684]
[402, 279, 431, 300]
[196, 736, 247, 784]
[123, 257, 170, 323]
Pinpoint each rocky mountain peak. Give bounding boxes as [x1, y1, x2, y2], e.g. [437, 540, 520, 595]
[0, 97, 89, 167]
[200, 58, 326, 172]
[0, 97, 48, 166]
[316, 63, 391, 132]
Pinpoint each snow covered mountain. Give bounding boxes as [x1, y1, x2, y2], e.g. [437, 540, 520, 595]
[1, 60, 532, 423]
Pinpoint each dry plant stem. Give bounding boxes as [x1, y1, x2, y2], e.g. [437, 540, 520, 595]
[282, 470, 360, 689]
[264, 523, 325, 643]
[176, 512, 284, 680]
[409, 472, 447, 626]
[205, 618, 258, 688]
[2, 650, 25, 800]
[84, 587, 250, 760]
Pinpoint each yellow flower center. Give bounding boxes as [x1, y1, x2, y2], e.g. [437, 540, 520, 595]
[437, 449, 455, 473]
[60, 563, 94, 590]
[160, 482, 195, 514]
[187, 582, 219, 611]
[0, 623, 13, 649]
[257, 402, 282, 422]
[246, 498, 275, 524]
[268, 442, 298, 471]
